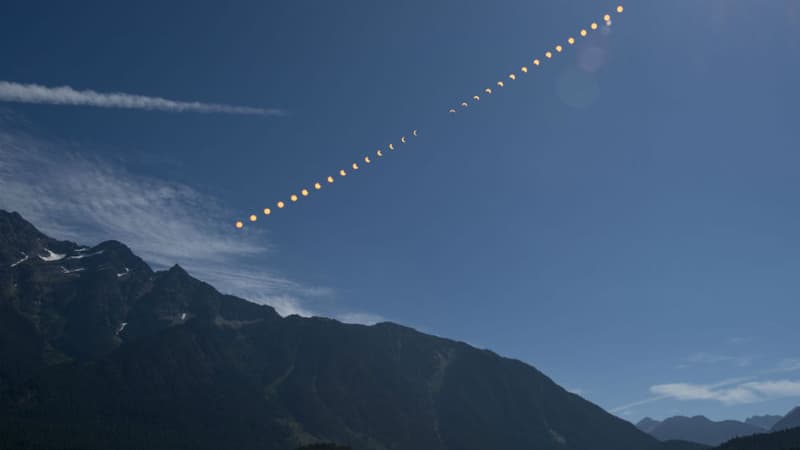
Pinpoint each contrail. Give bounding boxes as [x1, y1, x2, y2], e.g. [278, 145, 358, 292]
[0, 81, 281, 116]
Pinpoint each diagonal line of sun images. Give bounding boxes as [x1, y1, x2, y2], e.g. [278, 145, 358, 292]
[235, 5, 624, 230]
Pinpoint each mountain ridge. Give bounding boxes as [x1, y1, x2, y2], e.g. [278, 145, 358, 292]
[0, 209, 661, 450]
[773, 407, 800, 432]
[744, 414, 782, 430]
[636, 415, 765, 447]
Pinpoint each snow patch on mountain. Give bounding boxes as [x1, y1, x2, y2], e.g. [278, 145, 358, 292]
[68, 250, 104, 260]
[39, 248, 65, 262]
[10, 253, 28, 267]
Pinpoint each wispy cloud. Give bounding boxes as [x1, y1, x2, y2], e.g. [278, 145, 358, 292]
[774, 358, 800, 373]
[612, 359, 800, 414]
[650, 379, 800, 405]
[0, 81, 282, 116]
[0, 127, 379, 324]
[0, 130, 263, 267]
[683, 352, 753, 368]
[335, 312, 386, 326]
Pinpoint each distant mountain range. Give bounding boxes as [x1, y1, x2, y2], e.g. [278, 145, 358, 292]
[1, 210, 671, 450]
[636, 416, 764, 446]
[745, 414, 783, 431]
[637, 409, 800, 448]
[773, 407, 800, 432]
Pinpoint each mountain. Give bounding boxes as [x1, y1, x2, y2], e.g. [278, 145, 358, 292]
[639, 417, 664, 433]
[658, 441, 709, 450]
[714, 426, 800, 450]
[745, 414, 783, 430]
[637, 415, 765, 447]
[773, 407, 800, 432]
[0, 210, 661, 450]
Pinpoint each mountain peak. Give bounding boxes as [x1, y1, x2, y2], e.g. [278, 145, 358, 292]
[0, 210, 44, 235]
[0, 209, 75, 267]
[744, 414, 783, 430]
[771, 406, 800, 431]
[636, 417, 662, 433]
[167, 263, 188, 275]
[155, 263, 196, 285]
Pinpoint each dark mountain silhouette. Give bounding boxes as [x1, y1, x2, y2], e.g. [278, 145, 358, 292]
[0, 210, 671, 450]
[299, 445, 351, 450]
[745, 414, 783, 430]
[658, 440, 709, 450]
[773, 408, 800, 432]
[637, 415, 765, 447]
[714, 426, 800, 450]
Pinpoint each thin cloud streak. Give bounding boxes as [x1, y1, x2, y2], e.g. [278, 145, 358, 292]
[611, 377, 755, 413]
[613, 359, 800, 414]
[684, 352, 754, 368]
[0, 81, 282, 116]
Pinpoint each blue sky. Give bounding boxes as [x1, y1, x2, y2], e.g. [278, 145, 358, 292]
[1, 0, 799, 422]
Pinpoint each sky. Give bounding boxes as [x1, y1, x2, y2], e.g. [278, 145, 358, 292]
[1, 0, 799, 423]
